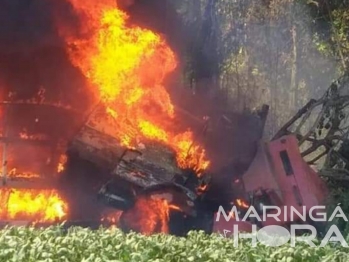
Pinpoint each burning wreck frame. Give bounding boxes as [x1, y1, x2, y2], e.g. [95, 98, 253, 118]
[0, 86, 336, 237]
[0, 100, 80, 224]
[67, 102, 214, 235]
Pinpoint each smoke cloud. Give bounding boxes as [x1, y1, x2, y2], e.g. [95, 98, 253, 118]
[0, 0, 87, 109]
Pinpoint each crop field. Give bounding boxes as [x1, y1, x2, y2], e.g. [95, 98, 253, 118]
[0, 226, 348, 262]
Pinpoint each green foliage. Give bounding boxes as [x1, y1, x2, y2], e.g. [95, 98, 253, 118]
[168, 0, 340, 132]
[327, 182, 349, 237]
[331, 9, 349, 66]
[174, 1, 348, 127]
[312, 33, 333, 57]
[0, 226, 348, 262]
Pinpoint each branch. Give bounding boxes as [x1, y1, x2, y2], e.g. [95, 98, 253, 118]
[272, 99, 317, 140]
[273, 73, 349, 141]
[298, 103, 327, 146]
[320, 168, 349, 182]
[302, 132, 349, 157]
[307, 150, 329, 165]
[301, 140, 329, 158]
[294, 105, 313, 134]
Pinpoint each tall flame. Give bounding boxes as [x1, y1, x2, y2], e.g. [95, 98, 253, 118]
[60, 0, 209, 173]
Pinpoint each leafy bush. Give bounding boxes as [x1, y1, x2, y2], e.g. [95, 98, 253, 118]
[0, 226, 348, 262]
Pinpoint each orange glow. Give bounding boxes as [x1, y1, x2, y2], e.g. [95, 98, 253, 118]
[120, 197, 184, 235]
[6, 88, 73, 111]
[121, 197, 170, 235]
[236, 198, 249, 208]
[197, 184, 208, 193]
[101, 210, 122, 224]
[229, 211, 235, 219]
[168, 204, 182, 212]
[57, 154, 67, 173]
[19, 130, 48, 141]
[7, 168, 40, 179]
[60, 0, 210, 174]
[0, 188, 68, 222]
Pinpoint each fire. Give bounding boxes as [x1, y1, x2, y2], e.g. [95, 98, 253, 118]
[0, 188, 68, 222]
[228, 210, 235, 219]
[19, 130, 48, 141]
[119, 197, 184, 235]
[236, 198, 249, 209]
[57, 154, 67, 173]
[6, 89, 74, 112]
[60, 0, 210, 173]
[101, 210, 122, 224]
[7, 168, 40, 179]
[120, 197, 170, 235]
[168, 204, 182, 212]
[197, 183, 208, 193]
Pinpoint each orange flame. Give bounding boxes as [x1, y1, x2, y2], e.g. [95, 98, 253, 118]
[236, 198, 249, 209]
[0, 188, 68, 222]
[19, 130, 48, 141]
[120, 197, 170, 235]
[168, 204, 182, 212]
[7, 168, 40, 179]
[197, 183, 208, 193]
[101, 210, 122, 224]
[57, 154, 67, 173]
[119, 197, 185, 235]
[60, 0, 210, 173]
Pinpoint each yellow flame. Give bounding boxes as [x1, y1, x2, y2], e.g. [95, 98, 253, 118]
[60, 1, 210, 172]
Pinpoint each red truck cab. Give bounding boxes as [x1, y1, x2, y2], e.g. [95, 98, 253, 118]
[213, 135, 329, 236]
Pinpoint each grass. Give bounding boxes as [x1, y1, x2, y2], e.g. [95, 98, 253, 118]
[0, 226, 348, 262]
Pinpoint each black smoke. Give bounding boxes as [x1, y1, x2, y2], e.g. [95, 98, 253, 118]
[0, 0, 88, 109]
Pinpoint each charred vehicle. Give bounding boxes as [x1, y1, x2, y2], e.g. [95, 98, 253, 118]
[66, 94, 333, 235]
[66, 103, 212, 234]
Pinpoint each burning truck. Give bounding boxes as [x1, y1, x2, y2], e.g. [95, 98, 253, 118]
[0, 90, 335, 236]
[65, 100, 330, 236]
[65, 102, 212, 235]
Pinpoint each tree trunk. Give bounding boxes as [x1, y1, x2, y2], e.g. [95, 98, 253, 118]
[289, 24, 298, 111]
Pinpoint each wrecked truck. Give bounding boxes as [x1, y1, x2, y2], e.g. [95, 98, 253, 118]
[65, 103, 212, 234]
[65, 96, 332, 235]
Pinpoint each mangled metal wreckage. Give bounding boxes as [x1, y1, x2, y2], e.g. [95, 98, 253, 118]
[68, 104, 210, 233]
[68, 80, 346, 235]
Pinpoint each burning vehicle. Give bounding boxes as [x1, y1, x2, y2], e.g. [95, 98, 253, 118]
[67, 102, 210, 234]
[67, 98, 331, 236]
